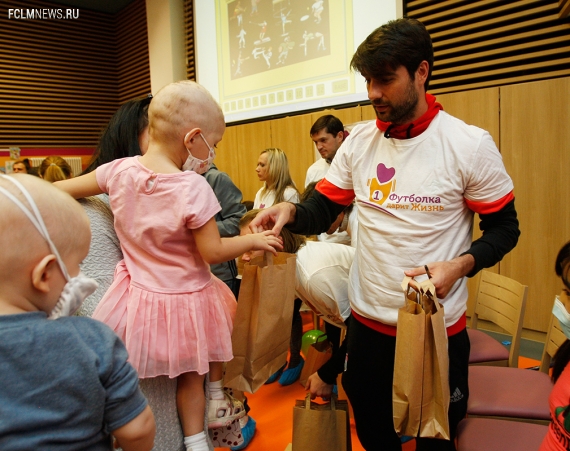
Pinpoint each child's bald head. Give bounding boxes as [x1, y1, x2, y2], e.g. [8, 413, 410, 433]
[148, 80, 225, 144]
[0, 174, 90, 277]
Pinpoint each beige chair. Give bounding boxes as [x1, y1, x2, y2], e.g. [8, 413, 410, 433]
[467, 312, 564, 424]
[468, 270, 528, 367]
[540, 312, 567, 372]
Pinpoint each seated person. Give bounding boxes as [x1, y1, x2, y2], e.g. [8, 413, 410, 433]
[39, 156, 73, 182]
[0, 174, 155, 451]
[11, 159, 29, 174]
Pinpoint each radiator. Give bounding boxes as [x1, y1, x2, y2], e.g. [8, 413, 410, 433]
[29, 156, 83, 177]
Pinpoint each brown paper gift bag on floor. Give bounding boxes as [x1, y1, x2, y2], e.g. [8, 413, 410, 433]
[299, 335, 333, 386]
[225, 252, 297, 393]
[292, 394, 352, 451]
[392, 276, 450, 440]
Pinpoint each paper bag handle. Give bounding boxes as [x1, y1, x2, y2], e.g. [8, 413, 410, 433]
[401, 275, 438, 305]
[304, 393, 312, 409]
[303, 393, 337, 410]
[401, 276, 420, 304]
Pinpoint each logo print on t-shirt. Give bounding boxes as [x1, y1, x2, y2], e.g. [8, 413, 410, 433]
[368, 163, 396, 206]
[555, 405, 570, 432]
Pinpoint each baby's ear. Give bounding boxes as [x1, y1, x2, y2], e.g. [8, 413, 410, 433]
[31, 255, 58, 294]
[183, 128, 201, 148]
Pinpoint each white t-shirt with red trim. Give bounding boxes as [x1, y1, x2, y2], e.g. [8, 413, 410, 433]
[324, 111, 514, 327]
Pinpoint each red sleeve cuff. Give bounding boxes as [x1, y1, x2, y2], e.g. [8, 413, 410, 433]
[465, 191, 514, 215]
[316, 178, 355, 206]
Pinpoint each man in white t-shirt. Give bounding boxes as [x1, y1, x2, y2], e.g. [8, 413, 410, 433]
[251, 18, 520, 451]
[305, 115, 351, 244]
[305, 114, 346, 187]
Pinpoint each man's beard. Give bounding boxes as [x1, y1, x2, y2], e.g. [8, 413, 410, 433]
[373, 80, 419, 125]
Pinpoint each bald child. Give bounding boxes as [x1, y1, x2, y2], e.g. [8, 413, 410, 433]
[54, 81, 281, 451]
[56, 80, 226, 200]
[0, 174, 155, 451]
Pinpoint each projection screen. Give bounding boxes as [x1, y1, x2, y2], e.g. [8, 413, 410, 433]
[195, 0, 400, 124]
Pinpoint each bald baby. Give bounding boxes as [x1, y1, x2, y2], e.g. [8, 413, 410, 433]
[0, 174, 91, 315]
[149, 80, 225, 144]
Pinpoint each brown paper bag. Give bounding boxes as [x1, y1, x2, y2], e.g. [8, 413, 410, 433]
[299, 335, 333, 386]
[292, 394, 352, 451]
[392, 277, 450, 440]
[224, 252, 297, 393]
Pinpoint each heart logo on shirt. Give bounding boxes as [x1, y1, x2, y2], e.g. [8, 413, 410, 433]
[377, 163, 395, 183]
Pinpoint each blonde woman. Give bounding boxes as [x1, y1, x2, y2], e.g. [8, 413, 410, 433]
[253, 148, 299, 209]
[253, 148, 302, 387]
[39, 156, 73, 182]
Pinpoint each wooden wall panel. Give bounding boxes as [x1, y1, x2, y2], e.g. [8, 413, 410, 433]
[562, 0, 570, 18]
[184, 0, 195, 81]
[116, 0, 151, 102]
[437, 88, 500, 144]
[406, 0, 570, 94]
[437, 88, 501, 318]
[500, 77, 570, 332]
[236, 121, 273, 202]
[361, 104, 376, 122]
[0, 0, 119, 147]
[0, 0, 151, 148]
[215, 125, 241, 188]
[269, 113, 314, 194]
[216, 121, 272, 202]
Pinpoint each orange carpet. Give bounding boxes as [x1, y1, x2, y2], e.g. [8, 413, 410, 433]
[216, 311, 416, 451]
[216, 313, 542, 450]
[221, 371, 415, 451]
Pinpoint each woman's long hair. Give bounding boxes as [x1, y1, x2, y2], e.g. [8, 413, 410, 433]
[259, 148, 298, 204]
[83, 95, 151, 174]
[39, 156, 73, 182]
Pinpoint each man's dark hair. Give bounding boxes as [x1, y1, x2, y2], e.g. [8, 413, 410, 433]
[350, 18, 434, 91]
[310, 114, 344, 137]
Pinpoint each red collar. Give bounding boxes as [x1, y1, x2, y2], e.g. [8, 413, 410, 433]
[375, 93, 443, 139]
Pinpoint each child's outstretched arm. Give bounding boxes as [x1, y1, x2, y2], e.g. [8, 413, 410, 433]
[193, 217, 282, 265]
[53, 171, 103, 199]
[112, 405, 155, 451]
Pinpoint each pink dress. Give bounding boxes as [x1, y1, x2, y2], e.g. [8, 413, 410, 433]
[92, 157, 237, 378]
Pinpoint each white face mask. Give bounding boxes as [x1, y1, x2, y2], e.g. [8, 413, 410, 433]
[0, 175, 97, 319]
[553, 291, 570, 339]
[182, 132, 216, 174]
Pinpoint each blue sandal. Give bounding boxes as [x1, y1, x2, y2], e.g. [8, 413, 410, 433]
[265, 363, 286, 384]
[278, 358, 305, 386]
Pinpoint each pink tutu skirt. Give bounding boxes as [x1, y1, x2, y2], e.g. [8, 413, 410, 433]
[92, 261, 237, 378]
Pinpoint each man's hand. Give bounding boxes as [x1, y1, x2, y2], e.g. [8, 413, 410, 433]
[305, 372, 334, 400]
[249, 202, 296, 235]
[405, 254, 475, 299]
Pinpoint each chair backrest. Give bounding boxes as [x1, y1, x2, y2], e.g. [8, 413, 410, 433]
[539, 312, 567, 373]
[470, 270, 528, 368]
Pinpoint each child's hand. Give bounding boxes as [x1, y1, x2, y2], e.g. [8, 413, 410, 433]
[249, 230, 283, 255]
